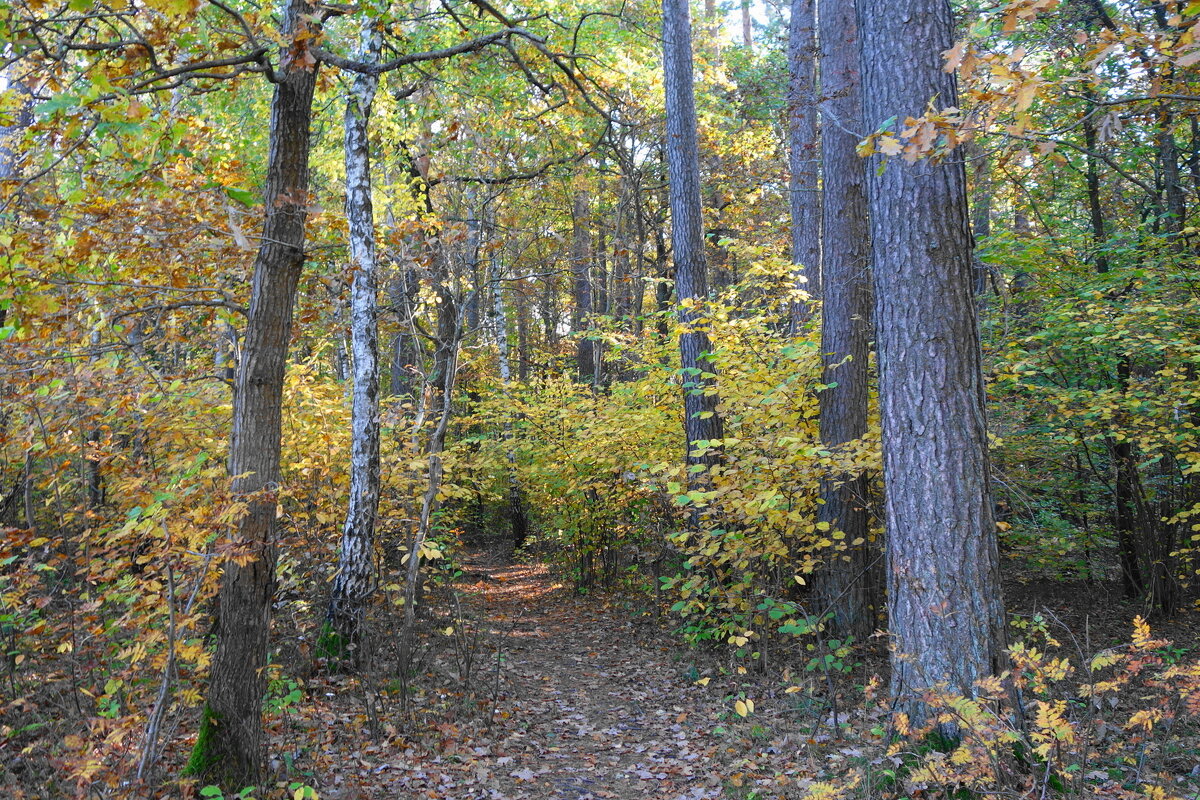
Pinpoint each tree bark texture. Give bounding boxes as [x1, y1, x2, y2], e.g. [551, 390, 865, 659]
[788, 0, 821, 321]
[327, 21, 382, 658]
[188, 0, 319, 785]
[662, 0, 723, 473]
[813, 0, 875, 642]
[858, 0, 1007, 721]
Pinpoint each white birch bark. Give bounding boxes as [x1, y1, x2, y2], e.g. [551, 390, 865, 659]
[327, 20, 383, 654]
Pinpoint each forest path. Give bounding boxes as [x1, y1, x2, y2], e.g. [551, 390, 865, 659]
[309, 549, 823, 800]
[436, 550, 729, 799]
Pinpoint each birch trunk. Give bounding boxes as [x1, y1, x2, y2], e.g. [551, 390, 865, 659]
[326, 21, 382, 659]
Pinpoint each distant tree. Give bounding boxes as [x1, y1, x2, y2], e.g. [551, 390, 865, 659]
[662, 0, 723, 476]
[813, 0, 875, 641]
[787, 0, 820, 322]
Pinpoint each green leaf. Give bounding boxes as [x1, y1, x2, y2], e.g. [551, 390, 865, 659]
[224, 187, 259, 207]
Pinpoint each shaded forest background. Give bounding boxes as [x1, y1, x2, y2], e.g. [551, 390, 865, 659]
[2, 0, 1200, 797]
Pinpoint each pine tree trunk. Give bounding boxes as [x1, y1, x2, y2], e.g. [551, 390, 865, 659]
[662, 0, 723, 473]
[187, 1, 320, 785]
[813, 0, 874, 642]
[788, 0, 820, 323]
[859, 0, 1007, 724]
[326, 21, 382, 661]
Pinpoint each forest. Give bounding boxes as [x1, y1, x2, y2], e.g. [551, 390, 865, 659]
[2, 0, 1200, 797]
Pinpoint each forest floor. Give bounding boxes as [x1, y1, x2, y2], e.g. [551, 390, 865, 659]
[253, 548, 1200, 800]
[283, 548, 867, 800]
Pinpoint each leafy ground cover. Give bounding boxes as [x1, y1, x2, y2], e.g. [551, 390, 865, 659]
[38, 547, 1179, 800]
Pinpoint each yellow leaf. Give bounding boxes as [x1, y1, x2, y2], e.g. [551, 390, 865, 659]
[734, 699, 749, 717]
[694, 676, 710, 686]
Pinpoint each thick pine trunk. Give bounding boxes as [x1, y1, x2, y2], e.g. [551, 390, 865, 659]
[326, 22, 382, 659]
[187, 0, 319, 785]
[662, 0, 723, 474]
[859, 0, 1007, 723]
[787, 0, 820, 322]
[813, 0, 875, 642]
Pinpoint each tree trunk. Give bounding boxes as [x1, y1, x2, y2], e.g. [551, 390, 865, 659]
[662, 0, 723, 474]
[1083, 96, 1110, 274]
[516, 281, 531, 381]
[967, 141, 993, 298]
[186, 1, 320, 786]
[1158, 105, 1186, 241]
[788, 0, 820, 325]
[0, 81, 32, 181]
[325, 21, 382, 662]
[489, 248, 529, 549]
[388, 266, 422, 398]
[813, 0, 874, 643]
[571, 191, 596, 384]
[859, 0, 1007, 725]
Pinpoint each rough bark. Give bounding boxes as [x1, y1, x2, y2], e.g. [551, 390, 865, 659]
[859, 0, 1007, 723]
[186, 0, 320, 785]
[662, 0, 723, 473]
[813, 0, 875, 642]
[325, 21, 382, 661]
[788, 0, 821, 324]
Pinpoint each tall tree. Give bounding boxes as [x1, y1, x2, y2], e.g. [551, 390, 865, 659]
[571, 189, 596, 383]
[858, 0, 1007, 722]
[813, 0, 874, 641]
[788, 0, 820, 323]
[186, 0, 321, 784]
[662, 0, 723, 475]
[325, 20, 383, 661]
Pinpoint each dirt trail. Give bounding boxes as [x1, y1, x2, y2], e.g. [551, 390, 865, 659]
[308, 551, 813, 800]
[440, 552, 729, 799]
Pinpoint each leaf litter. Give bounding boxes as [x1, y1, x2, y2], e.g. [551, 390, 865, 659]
[255, 549, 867, 800]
